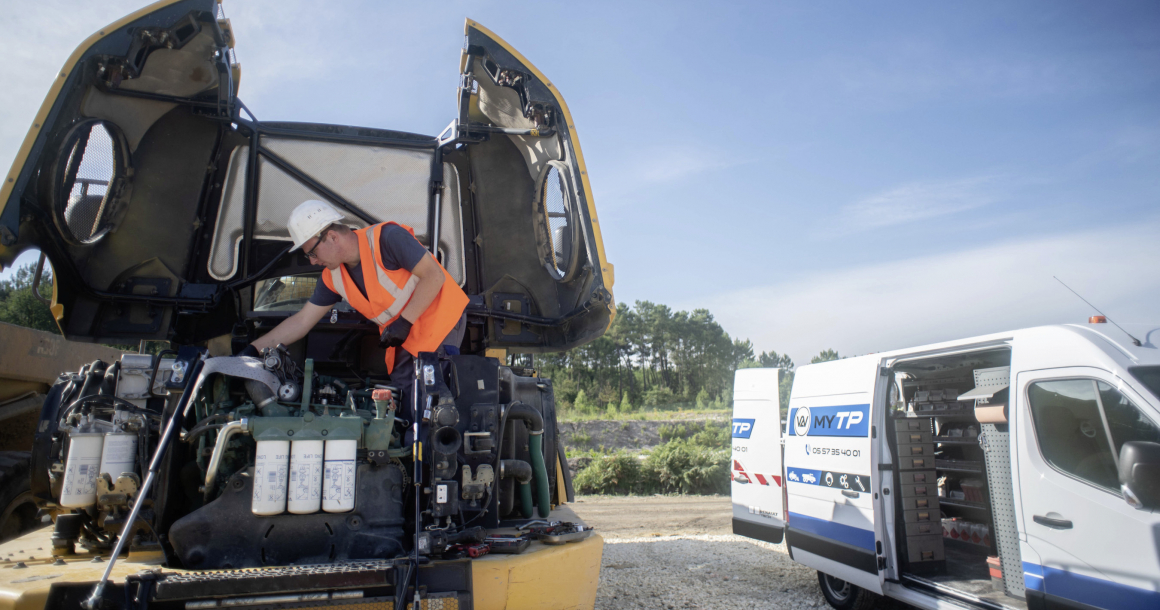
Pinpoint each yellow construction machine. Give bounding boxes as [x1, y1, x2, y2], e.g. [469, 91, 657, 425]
[0, 1, 615, 608]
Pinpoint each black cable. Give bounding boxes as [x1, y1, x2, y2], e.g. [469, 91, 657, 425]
[60, 395, 163, 424]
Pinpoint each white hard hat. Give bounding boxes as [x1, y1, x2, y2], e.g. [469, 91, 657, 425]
[287, 199, 345, 251]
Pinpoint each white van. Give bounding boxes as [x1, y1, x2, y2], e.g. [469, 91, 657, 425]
[730, 321, 1160, 610]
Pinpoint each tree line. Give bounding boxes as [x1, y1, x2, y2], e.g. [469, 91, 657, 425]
[536, 301, 840, 415]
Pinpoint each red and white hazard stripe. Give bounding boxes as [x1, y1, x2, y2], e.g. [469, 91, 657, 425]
[731, 459, 782, 486]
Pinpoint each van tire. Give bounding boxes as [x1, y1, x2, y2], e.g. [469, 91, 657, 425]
[817, 571, 878, 610]
[0, 452, 39, 543]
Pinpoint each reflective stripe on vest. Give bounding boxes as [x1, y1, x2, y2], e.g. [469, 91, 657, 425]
[326, 229, 419, 325]
[319, 222, 469, 372]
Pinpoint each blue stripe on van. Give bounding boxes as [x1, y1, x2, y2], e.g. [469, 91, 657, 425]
[1022, 561, 1044, 592]
[787, 511, 875, 551]
[1024, 562, 1160, 610]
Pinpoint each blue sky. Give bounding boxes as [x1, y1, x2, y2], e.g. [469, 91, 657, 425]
[2, 0, 1158, 363]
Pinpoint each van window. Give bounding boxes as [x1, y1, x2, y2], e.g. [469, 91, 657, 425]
[1027, 380, 1119, 492]
[1098, 381, 1160, 456]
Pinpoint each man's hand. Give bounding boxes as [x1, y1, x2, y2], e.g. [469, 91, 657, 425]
[252, 302, 331, 351]
[238, 344, 260, 358]
[379, 317, 413, 348]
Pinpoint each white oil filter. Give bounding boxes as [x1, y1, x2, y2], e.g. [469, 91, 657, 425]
[60, 433, 104, 508]
[99, 432, 137, 481]
[252, 440, 289, 515]
[288, 440, 323, 514]
[323, 439, 357, 513]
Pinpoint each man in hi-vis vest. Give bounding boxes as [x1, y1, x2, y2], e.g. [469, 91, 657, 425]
[245, 199, 469, 394]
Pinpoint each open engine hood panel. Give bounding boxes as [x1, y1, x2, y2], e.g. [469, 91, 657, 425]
[0, 2, 614, 353]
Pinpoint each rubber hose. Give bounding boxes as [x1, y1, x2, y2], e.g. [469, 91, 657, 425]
[506, 403, 550, 518]
[501, 459, 534, 518]
[99, 361, 120, 396]
[529, 434, 551, 518]
[520, 482, 534, 519]
[244, 379, 279, 414]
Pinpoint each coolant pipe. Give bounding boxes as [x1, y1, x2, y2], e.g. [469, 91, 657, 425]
[244, 379, 278, 414]
[501, 459, 534, 518]
[202, 419, 250, 502]
[301, 358, 315, 411]
[528, 433, 550, 518]
[505, 403, 550, 518]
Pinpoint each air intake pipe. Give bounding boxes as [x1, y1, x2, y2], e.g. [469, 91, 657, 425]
[504, 402, 550, 518]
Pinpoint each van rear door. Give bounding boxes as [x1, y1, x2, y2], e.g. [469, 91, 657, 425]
[730, 368, 784, 543]
[783, 356, 883, 593]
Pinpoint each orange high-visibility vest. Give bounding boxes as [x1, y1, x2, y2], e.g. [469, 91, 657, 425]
[320, 222, 468, 373]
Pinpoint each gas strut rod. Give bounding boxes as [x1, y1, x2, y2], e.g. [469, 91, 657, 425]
[84, 352, 208, 610]
[411, 371, 428, 610]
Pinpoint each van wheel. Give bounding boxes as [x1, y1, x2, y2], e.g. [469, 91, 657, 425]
[0, 452, 39, 543]
[818, 571, 878, 610]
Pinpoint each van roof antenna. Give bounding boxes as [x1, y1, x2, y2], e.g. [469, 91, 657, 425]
[1053, 276, 1141, 346]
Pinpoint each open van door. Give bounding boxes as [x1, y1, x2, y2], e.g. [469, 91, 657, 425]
[731, 368, 785, 543]
[783, 356, 884, 597]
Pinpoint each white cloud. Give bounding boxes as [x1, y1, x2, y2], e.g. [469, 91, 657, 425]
[837, 175, 1000, 233]
[695, 220, 1160, 367]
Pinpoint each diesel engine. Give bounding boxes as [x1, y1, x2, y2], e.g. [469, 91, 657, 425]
[30, 345, 573, 573]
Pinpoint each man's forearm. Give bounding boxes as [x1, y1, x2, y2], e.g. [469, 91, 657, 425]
[252, 310, 315, 350]
[400, 256, 445, 323]
[400, 276, 442, 323]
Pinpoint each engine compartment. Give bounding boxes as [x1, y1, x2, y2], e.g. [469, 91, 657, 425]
[31, 345, 573, 571]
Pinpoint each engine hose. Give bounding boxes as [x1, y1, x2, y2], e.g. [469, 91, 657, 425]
[528, 433, 550, 518]
[506, 403, 550, 518]
[520, 482, 534, 519]
[501, 459, 534, 518]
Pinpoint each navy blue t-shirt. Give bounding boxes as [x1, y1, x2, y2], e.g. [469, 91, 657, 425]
[308, 225, 429, 307]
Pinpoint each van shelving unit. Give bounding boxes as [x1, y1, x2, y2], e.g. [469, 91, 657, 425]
[890, 385, 999, 578]
[887, 357, 1029, 609]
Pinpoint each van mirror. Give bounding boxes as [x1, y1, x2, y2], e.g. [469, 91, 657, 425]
[1119, 441, 1160, 510]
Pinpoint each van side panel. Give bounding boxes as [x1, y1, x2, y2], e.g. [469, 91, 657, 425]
[730, 368, 785, 543]
[784, 356, 882, 593]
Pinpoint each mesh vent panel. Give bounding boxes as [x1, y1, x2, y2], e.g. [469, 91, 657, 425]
[542, 166, 571, 275]
[62, 124, 116, 243]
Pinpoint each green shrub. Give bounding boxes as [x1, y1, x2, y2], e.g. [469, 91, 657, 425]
[619, 420, 630, 431]
[659, 423, 687, 442]
[642, 439, 730, 495]
[574, 390, 595, 414]
[689, 422, 730, 449]
[571, 431, 591, 446]
[643, 386, 676, 407]
[574, 452, 641, 495]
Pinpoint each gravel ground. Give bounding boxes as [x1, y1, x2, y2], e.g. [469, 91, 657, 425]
[596, 534, 828, 610]
[571, 496, 829, 610]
